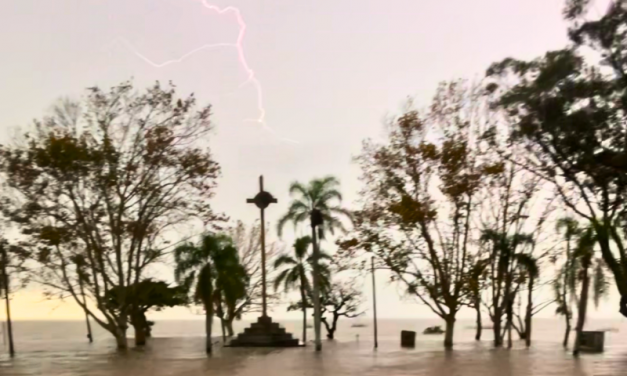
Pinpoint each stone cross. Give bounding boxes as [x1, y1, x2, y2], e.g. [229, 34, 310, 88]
[246, 175, 277, 317]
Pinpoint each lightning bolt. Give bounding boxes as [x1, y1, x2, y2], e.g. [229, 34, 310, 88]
[117, 0, 298, 144]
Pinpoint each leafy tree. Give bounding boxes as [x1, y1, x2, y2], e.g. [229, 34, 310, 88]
[485, 1, 627, 317]
[339, 81, 488, 348]
[104, 279, 188, 346]
[288, 279, 364, 340]
[319, 280, 364, 339]
[274, 236, 331, 344]
[0, 81, 222, 349]
[277, 176, 352, 351]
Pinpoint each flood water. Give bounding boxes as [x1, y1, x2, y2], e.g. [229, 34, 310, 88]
[1, 318, 626, 375]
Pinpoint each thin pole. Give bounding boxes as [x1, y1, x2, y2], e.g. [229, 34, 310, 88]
[1, 245, 15, 357]
[311, 221, 322, 352]
[259, 176, 268, 318]
[79, 277, 93, 343]
[371, 257, 378, 349]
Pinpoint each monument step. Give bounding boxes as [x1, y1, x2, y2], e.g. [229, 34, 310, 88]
[230, 336, 299, 347]
[244, 327, 286, 335]
[237, 333, 295, 341]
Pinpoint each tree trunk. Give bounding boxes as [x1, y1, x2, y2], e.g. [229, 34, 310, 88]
[205, 303, 213, 354]
[512, 316, 526, 340]
[573, 265, 590, 357]
[1, 246, 15, 357]
[79, 278, 93, 343]
[493, 309, 503, 347]
[226, 319, 234, 337]
[444, 316, 455, 349]
[525, 279, 533, 348]
[132, 311, 148, 346]
[301, 285, 307, 345]
[220, 318, 226, 342]
[310, 222, 322, 352]
[475, 304, 482, 341]
[134, 323, 147, 346]
[563, 316, 571, 349]
[114, 326, 128, 350]
[506, 296, 513, 349]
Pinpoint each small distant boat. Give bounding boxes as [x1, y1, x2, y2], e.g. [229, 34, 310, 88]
[306, 324, 313, 329]
[351, 323, 368, 328]
[423, 326, 445, 335]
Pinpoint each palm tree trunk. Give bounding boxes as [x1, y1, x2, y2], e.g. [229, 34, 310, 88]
[525, 278, 533, 348]
[506, 297, 513, 349]
[205, 302, 214, 354]
[310, 222, 322, 352]
[563, 314, 571, 348]
[226, 319, 235, 337]
[475, 300, 482, 341]
[1, 246, 15, 357]
[573, 266, 590, 357]
[301, 285, 307, 345]
[221, 318, 226, 342]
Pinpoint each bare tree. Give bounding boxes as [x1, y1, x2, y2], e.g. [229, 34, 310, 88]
[223, 220, 279, 335]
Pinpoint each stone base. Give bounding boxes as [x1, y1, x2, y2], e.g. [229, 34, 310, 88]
[228, 316, 300, 347]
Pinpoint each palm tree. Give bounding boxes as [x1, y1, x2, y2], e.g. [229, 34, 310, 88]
[273, 236, 331, 345]
[277, 176, 352, 351]
[480, 229, 534, 348]
[212, 245, 248, 339]
[555, 217, 581, 348]
[174, 234, 231, 354]
[514, 254, 539, 348]
[572, 227, 608, 356]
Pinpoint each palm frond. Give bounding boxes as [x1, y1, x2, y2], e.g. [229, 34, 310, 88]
[274, 255, 298, 269]
[277, 211, 297, 238]
[293, 236, 312, 259]
[555, 217, 580, 237]
[195, 263, 214, 305]
[288, 182, 312, 203]
[274, 268, 291, 292]
[514, 253, 539, 278]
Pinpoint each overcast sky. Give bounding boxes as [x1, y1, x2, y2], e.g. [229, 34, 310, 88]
[2, 0, 621, 322]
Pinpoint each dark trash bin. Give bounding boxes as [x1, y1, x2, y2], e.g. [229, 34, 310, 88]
[401, 330, 416, 347]
[580, 331, 604, 353]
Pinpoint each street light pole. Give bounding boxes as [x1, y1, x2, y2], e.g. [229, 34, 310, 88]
[371, 257, 378, 349]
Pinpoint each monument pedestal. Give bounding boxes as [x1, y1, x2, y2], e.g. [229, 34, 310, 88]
[229, 316, 300, 347]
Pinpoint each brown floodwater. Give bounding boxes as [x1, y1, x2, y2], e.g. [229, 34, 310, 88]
[1, 319, 626, 375]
